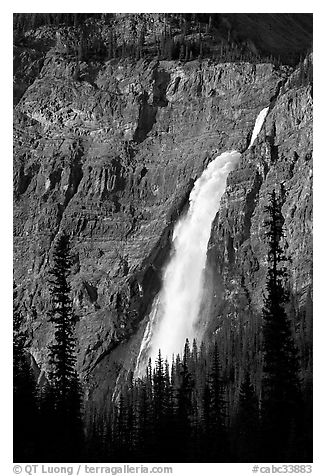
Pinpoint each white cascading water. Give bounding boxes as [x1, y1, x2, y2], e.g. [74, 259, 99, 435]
[134, 106, 269, 377]
[248, 107, 269, 148]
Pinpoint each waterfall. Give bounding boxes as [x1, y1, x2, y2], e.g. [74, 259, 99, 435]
[249, 107, 269, 148]
[134, 106, 269, 377]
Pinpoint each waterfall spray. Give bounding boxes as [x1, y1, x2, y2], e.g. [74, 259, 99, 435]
[135, 106, 269, 377]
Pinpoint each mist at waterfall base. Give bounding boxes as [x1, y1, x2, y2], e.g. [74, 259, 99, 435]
[135, 107, 269, 376]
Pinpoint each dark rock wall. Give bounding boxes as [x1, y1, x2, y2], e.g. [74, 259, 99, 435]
[204, 82, 312, 397]
[13, 29, 312, 410]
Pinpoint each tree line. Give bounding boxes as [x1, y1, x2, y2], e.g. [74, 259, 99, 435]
[13, 13, 300, 67]
[13, 190, 312, 462]
[14, 235, 83, 462]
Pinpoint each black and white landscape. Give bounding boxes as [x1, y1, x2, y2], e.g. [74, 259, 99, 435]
[13, 13, 313, 463]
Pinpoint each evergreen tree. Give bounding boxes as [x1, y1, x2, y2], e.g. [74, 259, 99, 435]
[152, 350, 165, 458]
[175, 340, 194, 460]
[134, 358, 155, 461]
[114, 391, 127, 460]
[206, 342, 229, 461]
[135, 379, 151, 460]
[113, 383, 135, 462]
[125, 372, 136, 460]
[153, 350, 165, 423]
[48, 234, 77, 394]
[233, 372, 260, 462]
[38, 381, 60, 461]
[45, 233, 83, 461]
[261, 190, 302, 461]
[13, 285, 39, 461]
[162, 358, 175, 457]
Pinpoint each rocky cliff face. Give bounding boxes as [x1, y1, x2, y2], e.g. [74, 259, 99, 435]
[13, 22, 312, 411]
[204, 82, 312, 394]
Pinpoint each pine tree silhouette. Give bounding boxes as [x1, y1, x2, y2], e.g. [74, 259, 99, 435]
[175, 339, 194, 460]
[44, 233, 83, 462]
[13, 284, 39, 461]
[233, 372, 260, 461]
[261, 190, 302, 461]
[206, 341, 229, 461]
